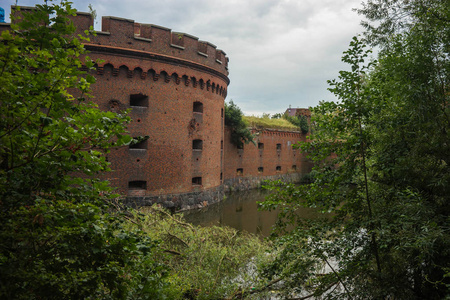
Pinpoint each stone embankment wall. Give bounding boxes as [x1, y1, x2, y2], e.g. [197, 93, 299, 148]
[125, 185, 225, 212]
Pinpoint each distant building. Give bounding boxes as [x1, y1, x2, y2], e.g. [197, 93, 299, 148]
[285, 106, 311, 118]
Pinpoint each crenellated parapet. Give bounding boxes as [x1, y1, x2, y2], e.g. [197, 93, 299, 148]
[71, 12, 229, 84]
[252, 129, 303, 138]
[2, 6, 230, 88]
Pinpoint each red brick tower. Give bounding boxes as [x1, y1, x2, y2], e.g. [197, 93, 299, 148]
[71, 12, 230, 208]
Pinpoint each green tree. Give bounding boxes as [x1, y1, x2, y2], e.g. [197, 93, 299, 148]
[261, 37, 384, 299]
[260, 0, 450, 295]
[283, 114, 309, 134]
[357, 0, 450, 47]
[224, 100, 255, 148]
[0, 3, 169, 298]
[271, 112, 283, 119]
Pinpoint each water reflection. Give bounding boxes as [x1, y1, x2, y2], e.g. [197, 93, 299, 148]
[183, 189, 319, 237]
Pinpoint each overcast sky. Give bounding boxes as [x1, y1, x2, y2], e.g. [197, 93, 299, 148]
[4, 0, 368, 115]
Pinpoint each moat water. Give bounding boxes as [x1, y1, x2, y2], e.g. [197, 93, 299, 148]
[183, 188, 320, 237]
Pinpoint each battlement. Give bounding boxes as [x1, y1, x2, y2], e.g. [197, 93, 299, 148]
[71, 12, 229, 77]
[2, 6, 229, 80]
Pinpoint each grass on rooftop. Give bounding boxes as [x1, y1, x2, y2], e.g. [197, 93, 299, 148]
[243, 115, 299, 131]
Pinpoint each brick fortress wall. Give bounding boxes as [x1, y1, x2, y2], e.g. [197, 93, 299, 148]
[2, 7, 313, 210]
[70, 12, 229, 204]
[223, 128, 313, 192]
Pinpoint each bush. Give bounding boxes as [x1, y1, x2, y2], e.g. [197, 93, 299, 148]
[135, 206, 274, 299]
[0, 200, 169, 299]
[224, 101, 255, 148]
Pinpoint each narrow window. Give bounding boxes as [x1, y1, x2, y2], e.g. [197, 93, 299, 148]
[130, 94, 148, 107]
[276, 166, 281, 171]
[258, 142, 264, 149]
[192, 177, 202, 185]
[221, 108, 224, 118]
[221, 140, 223, 150]
[193, 101, 203, 113]
[292, 165, 297, 170]
[129, 138, 148, 149]
[220, 172, 223, 180]
[276, 143, 282, 150]
[236, 168, 243, 176]
[128, 180, 147, 190]
[258, 167, 264, 173]
[193, 139, 203, 150]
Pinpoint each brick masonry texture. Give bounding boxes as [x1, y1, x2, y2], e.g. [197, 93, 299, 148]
[223, 128, 312, 180]
[1, 7, 313, 211]
[68, 11, 229, 202]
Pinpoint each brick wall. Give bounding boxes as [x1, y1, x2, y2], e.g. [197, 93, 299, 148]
[223, 128, 313, 181]
[1, 6, 313, 210]
[69, 11, 229, 198]
[90, 58, 226, 197]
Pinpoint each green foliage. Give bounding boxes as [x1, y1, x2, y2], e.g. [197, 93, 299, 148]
[0, 200, 168, 299]
[357, 0, 450, 47]
[283, 114, 309, 134]
[0, 2, 169, 298]
[270, 112, 284, 119]
[135, 206, 274, 299]
[0, 3, 132, 207]
[263, 112, 309, 133]
[243, 115, 298, 131]
[130, 135, 150, 146]
[224, 100, 255, 148]
[261, 6, 450, 296]
[88, 3, 97, 25]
